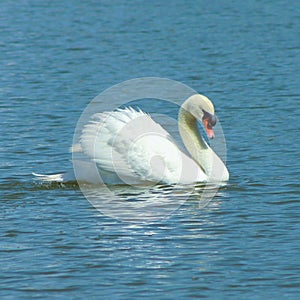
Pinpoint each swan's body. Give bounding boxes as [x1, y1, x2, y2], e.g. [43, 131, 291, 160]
[34, 94, 229, 185]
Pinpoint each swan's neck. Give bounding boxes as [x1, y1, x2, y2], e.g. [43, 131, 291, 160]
[178, 107, 213, 176]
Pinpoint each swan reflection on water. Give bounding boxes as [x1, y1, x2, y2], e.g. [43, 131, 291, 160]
[80, 181, 226, 222]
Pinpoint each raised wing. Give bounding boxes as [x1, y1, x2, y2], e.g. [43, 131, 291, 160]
[80, 107, 191, 184]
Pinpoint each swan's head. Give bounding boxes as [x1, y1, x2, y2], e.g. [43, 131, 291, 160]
[183, 94, 217, 139]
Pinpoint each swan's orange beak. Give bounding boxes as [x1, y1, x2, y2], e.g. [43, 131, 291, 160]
[203, 119, 214, 139]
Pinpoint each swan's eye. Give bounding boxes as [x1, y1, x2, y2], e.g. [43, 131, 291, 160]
[202, 110, 217, 127]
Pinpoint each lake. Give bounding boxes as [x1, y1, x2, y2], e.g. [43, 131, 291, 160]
[1, 0, 300, 299]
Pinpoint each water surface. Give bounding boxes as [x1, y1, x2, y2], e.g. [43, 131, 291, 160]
[1, 0, 300, 299]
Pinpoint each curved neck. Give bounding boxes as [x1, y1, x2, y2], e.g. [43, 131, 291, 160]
[178, 96, 229, 181]
[178, 106, 211, 173]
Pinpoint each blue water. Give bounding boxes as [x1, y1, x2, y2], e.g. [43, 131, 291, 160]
[1, 0, 300, 299]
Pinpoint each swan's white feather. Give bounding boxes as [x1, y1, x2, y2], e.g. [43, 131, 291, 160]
[80, 107, 206, 184]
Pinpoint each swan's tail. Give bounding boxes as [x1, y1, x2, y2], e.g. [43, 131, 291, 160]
[32, 167, 80, 183]
[32, 172, 65, 182]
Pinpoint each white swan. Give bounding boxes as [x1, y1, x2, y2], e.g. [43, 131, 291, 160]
[34, 94, 229, 185]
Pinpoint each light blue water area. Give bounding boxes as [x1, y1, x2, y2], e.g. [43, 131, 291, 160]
[1, 0, 300, 299]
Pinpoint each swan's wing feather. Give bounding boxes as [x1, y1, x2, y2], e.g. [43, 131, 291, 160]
[80, 107, 187, 183]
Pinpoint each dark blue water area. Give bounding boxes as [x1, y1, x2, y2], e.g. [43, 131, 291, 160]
[1, 0, 300, 299]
